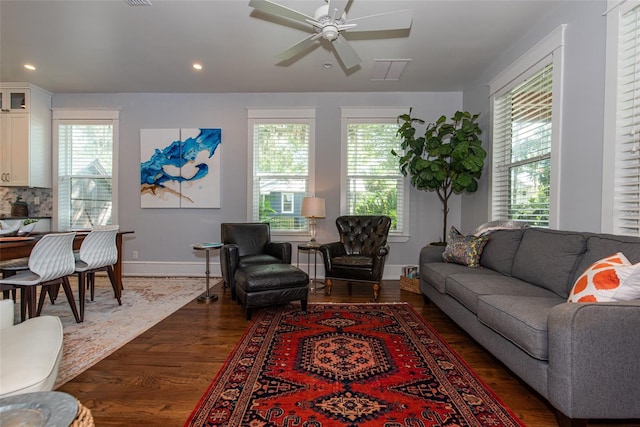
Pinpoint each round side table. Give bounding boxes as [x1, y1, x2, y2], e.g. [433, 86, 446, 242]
[192, 242, 222, 303]
[297, 243, 325, 291]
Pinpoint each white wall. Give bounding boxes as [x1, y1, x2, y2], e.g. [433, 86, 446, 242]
[52, 91, 462, 277]
[461, 0, 607, 233]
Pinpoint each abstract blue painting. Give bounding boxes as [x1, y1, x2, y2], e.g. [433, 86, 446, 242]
[140, 128, 222, 208]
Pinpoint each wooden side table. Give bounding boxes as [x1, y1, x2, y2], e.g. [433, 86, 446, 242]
[192, 242, 222, 303]
[297, 243, 324, 291]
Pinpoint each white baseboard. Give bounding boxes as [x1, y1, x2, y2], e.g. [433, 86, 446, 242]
[123, 261, 409, 281]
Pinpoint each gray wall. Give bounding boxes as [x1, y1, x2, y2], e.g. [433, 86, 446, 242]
[52, 91, 462, 277]
[52, 0, 610, 277]
[461, 0, 607, 233]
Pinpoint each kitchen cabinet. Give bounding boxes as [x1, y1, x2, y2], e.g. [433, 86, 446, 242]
[0, 83, 51, 187]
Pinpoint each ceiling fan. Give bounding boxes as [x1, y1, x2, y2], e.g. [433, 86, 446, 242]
[248, 0, 413, 70]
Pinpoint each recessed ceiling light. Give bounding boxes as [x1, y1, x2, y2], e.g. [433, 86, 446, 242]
[192, 63, 203, 70]
[24, 64, 36, 71]
[323, 63, 333, 69]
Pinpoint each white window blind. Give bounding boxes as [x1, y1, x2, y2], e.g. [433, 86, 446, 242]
[57, 120, 115, 230]
[248, 109, 314, 232]
[613, 4, 640, 235]
[492, 63, 553, 227]
[345, 117, 405, 233]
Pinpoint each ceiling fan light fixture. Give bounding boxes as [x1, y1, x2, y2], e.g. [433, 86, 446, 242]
[322, 25, 339, 41]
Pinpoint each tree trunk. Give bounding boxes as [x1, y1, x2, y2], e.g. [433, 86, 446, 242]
[442, 197, 449, 243]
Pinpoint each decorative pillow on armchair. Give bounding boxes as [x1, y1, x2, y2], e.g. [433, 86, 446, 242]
[568, 252, 640, 302]
[442, 226, 490, 268]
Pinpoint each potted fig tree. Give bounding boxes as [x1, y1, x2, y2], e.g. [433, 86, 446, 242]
[392, 110, 486, 243]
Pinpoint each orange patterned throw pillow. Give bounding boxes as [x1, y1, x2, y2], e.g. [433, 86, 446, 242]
[568, 252, 640, 302]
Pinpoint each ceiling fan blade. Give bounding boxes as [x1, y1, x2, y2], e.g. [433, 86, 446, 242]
[327, 0, 350, 21]
[249, 0, 314, 25]
[332, 34, 361, 69]
[277, 34, 321, 61]
[347, 9, 413, 32]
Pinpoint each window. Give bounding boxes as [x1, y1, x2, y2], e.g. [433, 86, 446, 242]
[248, 108, 315, 233]
[603, 1, 640, 235]
[341, 107, 409, 236]
[489, 26, 565, 228]
[281, 192, 294, 214]
[53, 109, 119, 231]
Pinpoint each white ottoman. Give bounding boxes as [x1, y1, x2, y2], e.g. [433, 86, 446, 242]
[0, 300, 64, 397]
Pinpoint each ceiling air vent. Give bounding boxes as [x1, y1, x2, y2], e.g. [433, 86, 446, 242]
[126, 0, 152, 5]
[371, 60, 411, 81]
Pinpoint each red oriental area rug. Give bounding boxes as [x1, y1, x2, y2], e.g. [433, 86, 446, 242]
[185, 303, 524, 427]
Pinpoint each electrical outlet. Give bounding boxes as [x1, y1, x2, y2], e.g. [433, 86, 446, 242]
[34, 196, 40, 205]
[132, 251, 139, 260]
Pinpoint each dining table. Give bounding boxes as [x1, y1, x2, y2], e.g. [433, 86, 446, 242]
[0, 230, 134, 318]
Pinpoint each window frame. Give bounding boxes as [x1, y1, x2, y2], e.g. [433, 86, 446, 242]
[340, 107, 410, 241]
[247, 108, 316, 237]
[281, 192, 294, 214]
[489, 25, 565, 229]
[52, 108, 119, 231]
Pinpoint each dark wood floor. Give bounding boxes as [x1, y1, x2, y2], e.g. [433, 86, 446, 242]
[57, 279, 640, 427]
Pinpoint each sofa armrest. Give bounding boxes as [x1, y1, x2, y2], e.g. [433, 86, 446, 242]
[419, 245, 445, 266]
[265, 241, 292, 264]
[547, 301, 640, 419]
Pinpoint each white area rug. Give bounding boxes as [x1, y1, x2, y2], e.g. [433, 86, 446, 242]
[12, 276, 220, 388]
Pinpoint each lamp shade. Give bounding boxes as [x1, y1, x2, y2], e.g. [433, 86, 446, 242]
[301, 197, 325, 218]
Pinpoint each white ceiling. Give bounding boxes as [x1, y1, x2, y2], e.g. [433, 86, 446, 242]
[0, 0, 561, 94]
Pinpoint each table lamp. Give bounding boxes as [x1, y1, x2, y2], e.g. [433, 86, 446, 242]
[301, 197, 325, 246]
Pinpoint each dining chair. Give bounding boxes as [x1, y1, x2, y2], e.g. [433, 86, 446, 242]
[0, 232, 80, 323]
[75, 225, 121, 321]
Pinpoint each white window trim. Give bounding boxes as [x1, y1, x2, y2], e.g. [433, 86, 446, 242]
[340, 106, 410, 243]
[281, 192, 294, 214]
[51, 108, 119, 231]
[488, 25, 565, 229]
[602, 0, 637, 233]
[247, 108, 316, 238]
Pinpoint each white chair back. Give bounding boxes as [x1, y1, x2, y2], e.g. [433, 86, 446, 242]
[27, 233, 76, 283]
[78, 226, 119, 269]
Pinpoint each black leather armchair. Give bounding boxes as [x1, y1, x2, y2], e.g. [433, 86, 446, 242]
[220, 223, 292, 299]
[319, 215, 391, 301]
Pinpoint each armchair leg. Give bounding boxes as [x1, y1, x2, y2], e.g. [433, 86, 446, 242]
[372, 283, 380, 302]
[325, 279, 332, 296]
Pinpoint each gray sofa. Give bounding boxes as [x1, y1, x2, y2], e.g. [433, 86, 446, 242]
[419, 227, 640, 425]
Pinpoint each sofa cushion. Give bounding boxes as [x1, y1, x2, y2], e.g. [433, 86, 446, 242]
[420, 263, 500, 294]
[572, 234, 640, 284]
[442, 227, 489, 268]
[511, 228, 586, 298]
[479, 229, 524, 276]
[568, 252, 640, 302]
[445, 273, 559, 314]
[477, 295, 563, 361]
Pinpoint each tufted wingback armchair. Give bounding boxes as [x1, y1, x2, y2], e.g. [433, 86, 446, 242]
[220, 223, 292, 299]
[319, 215, 391, 301]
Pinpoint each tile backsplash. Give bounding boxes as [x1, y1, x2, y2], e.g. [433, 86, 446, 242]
[0, 187, 53, 218]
